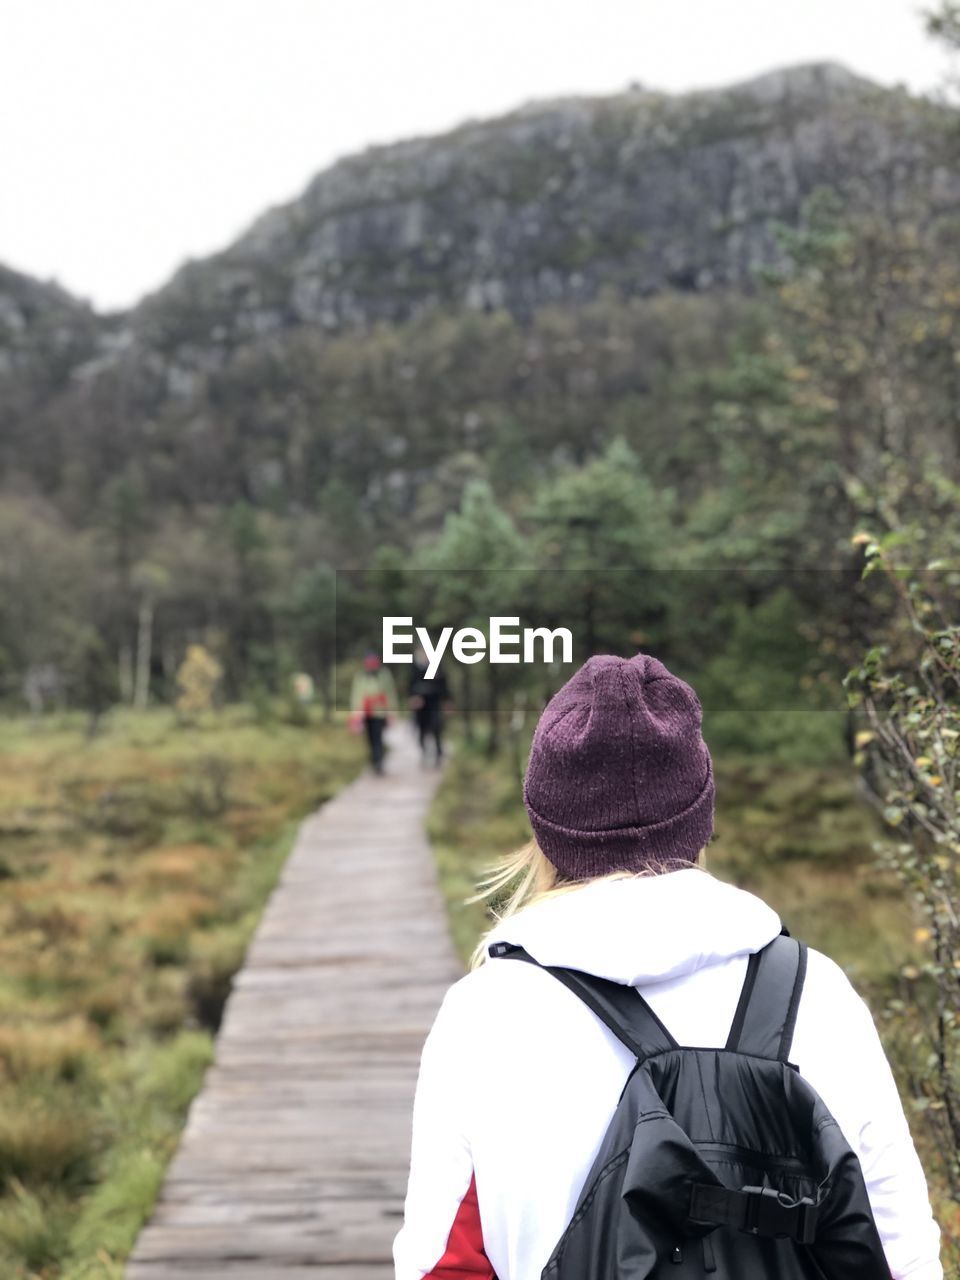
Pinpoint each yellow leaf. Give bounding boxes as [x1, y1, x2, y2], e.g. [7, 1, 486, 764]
[914, 928, 932, 944]
[855, 731, 876, 749]
[914, 756, 933, 768]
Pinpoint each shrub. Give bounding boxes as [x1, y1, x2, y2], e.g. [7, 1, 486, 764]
[0, 1018, 100, 1083]
[0, 1097, 97, 1188]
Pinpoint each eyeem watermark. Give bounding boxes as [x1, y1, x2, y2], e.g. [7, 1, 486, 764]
[383, 616, 573, 678]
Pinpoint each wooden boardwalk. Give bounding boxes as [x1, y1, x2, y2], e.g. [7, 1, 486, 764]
[127, 728, 460, 1279]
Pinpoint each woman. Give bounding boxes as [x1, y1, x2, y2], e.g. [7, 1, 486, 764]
[392, 652, 943, 1280]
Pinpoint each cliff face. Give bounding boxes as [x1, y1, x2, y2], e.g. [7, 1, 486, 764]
[0, 61, 957, 514]
[0, 265, 101, 385]
[0, 267, 106, 485]
[123, 62, 957, 365]
[4, 63, 958, 385]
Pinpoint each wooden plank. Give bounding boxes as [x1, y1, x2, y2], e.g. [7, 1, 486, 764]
[125, 728, 460, 1277]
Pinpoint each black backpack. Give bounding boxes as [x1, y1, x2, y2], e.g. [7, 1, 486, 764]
[489, 933, 893, 1279]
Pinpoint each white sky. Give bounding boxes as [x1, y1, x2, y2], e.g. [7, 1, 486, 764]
[2, 0, 952, 312]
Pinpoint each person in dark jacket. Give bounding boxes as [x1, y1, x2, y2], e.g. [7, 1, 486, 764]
[408, 645, 449, 766]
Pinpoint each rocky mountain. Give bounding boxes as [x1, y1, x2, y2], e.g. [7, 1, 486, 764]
[123, 62, 956, 365]
[0, 61, 957, 518]
[4, 62, 958, 386]
[0, 264, 100, 383]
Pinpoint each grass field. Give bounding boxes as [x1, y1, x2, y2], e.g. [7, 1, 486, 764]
[427, 718, 960, 1270]
[0, 705, 364, 1279]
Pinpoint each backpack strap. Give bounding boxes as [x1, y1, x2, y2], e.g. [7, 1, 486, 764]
[688, 1183, 819, 1245]
[724, 935, 807, 1061]
[488, 941, 678, 1060]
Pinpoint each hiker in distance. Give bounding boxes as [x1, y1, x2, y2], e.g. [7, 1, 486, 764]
[348, 651, 398, 775]
[393, 652, 942, 1280]
[408, 643, 450, 767]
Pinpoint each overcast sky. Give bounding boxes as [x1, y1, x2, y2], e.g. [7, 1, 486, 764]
[2, 0, 952, 312]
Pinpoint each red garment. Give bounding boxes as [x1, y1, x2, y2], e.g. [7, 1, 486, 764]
[362, 690, 389, 717]
[422, 1175, 494, 1278]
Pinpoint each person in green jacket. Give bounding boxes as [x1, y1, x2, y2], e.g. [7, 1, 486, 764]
[349, 652, 398, 774]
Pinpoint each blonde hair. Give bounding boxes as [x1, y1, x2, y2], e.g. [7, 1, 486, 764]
[467, 839, 708, 971]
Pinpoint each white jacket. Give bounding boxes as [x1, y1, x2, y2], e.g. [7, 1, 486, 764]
[393, 868, 943, 1280]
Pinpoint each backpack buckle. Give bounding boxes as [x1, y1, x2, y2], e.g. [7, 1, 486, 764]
[488, 941, 516, 958]
[740, 1186, 818, 1244]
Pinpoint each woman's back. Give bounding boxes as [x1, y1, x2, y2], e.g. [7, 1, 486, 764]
[392, 654, 943, 1280]
[393, 871, 942, 1279]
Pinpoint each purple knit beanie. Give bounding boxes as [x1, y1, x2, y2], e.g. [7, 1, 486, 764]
[522, 652, 715, 880]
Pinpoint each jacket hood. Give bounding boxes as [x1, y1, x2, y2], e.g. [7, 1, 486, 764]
[484, 867, 781, 986]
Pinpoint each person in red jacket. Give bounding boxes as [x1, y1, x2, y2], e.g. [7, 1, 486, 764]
[349, 652, 397, 774]
[393, 652, 943, 1280]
